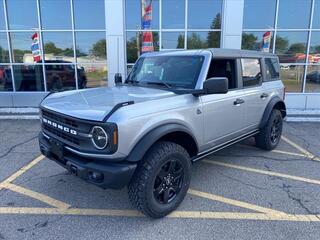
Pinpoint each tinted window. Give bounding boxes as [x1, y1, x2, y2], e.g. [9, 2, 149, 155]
[241, 58, 262, 87]
[264, 58, 280, 81]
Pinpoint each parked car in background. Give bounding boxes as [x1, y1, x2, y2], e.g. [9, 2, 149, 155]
[306, 71, 320, 83]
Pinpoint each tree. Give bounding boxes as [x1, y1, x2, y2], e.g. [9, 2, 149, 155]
[288, 43, 305, 54]
[176, 34, 184, 49]
[207, 13, 221, 48]
[241, 33, 258, 50]
[187, 32, 205, 49]
[44, 42, 62, 55]
[90, 39, 106, 58]
[275, 36, 289, 53]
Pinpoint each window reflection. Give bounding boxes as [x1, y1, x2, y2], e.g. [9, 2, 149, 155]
[280, 64, 304, 92]
[188, 0, 222, 29]
[187, 31, 220, 49]
[0, 33, 10, 63]
[309, 32, 320, 64]
[0, 2, 5, 30]
[74, 0, 105, 29]
[75, 32, 106, 63]
[13, 65, 44, 91]
[45, 63, 76, 91]
[277, 0, 312, 29]
[125, 0, 159, 30]
[313, 0, 320, 29]
[77, 63, 107, 88]
[162, 32, 184, 49]
[242, 31, 274, 53]
[126, 31, 159, 63]
[7, 0, 38, 30]
[243, 0, 276, 29]
[40, 0, 71, 30]
[275, 32, 308, 63]
[42, 32, 74, 60]
[162, 0, 185, 29]
[0, 65, 13, 91]
[10, 32, 36, 63]
[306, 65, 320, 92]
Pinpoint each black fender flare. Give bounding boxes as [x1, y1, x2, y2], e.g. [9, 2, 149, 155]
[259, 96, 286, 129]
[126, 123, 199, 162]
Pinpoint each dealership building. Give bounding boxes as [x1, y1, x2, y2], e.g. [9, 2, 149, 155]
[0, 0, 320, 110]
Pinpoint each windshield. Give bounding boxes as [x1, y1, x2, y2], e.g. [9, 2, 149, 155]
[127, 55, 204, 89]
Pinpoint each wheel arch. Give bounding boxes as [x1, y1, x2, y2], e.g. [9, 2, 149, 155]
[126, 123, 199, 162]
[259, 96, 286, 129]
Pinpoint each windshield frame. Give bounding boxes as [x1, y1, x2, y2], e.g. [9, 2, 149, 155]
[126, 52, 211, 90]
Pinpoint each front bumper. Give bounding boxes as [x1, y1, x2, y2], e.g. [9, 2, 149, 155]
[39, 132, 137, 189]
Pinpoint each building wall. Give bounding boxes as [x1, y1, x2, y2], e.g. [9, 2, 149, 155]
[0, 0, 320, 109]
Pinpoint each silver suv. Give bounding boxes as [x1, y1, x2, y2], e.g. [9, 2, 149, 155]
[38, 49, 286, 218]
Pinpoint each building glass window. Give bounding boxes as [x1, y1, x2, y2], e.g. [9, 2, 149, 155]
[161, 32, 184, 49]
[73, 0, 106, 29]
[6, 0, 38, 30]
[242, 31, 274, 53]
[275, 32, 308, 64]
[77, 63, 107, 88]
[0, 65, 13, 91]
[75, 32, 107, 63]
[187, 0, 222, 29]
[0, 2, 5, 30]
[309, 31, 320, 59]
[280, 65, 304, 92]
[13, 65, 44, 91]
[0, 33, 9, 63]
[187, 31, 220, 49]
[243, 0, 276, 29]
[40, 0, 72, 30]
[313, 0, 320, 29]
[162, 0, 185, 29]
[277, 0, 312, 29]
[44, 64, 76, 91]
[10, 32, 36, 63]
[306, 65, 320, 92]
[42, 32, 74, 60]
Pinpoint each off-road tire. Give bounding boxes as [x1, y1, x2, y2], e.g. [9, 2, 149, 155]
[128, 141, 191, 218]
[255, 109, 283, 150]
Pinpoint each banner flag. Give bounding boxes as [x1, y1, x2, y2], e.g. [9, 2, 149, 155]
[141, 0, 154, 53]
[262, 31, 271, 52]
[31, 32, 41, 62]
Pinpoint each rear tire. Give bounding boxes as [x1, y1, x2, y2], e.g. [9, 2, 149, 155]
[128, 141, 191, 218]
[255, 109, 283, 150]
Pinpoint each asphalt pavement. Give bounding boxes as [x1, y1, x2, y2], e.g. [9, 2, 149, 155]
[0, 120, 320, 240]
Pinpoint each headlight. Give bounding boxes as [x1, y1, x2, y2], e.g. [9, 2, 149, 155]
[91, 126, 108, 150]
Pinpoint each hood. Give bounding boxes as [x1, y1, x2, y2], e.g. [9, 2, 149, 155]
[41, 86, 175, 121]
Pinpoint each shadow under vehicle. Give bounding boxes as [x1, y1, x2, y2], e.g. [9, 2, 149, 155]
[3, 60, 87, 91]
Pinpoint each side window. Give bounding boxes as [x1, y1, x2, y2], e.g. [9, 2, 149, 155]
[206, 59, 237, 89]
[241, 58, 262, 87]
[264, 58, 280, 81]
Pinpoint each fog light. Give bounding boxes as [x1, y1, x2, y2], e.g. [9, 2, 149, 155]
[89, 171, 104, 183]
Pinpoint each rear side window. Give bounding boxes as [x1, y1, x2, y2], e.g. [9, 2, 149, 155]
[241, 58, 262, 87]
[264, 58, 280, 81]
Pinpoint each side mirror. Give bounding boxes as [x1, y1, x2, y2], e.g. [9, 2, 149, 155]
[114, 73, 122, 84]
[203, 77, 228, 94]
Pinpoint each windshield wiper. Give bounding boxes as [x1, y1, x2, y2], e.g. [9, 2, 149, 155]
[125, 79, 140, 85]
[144, 81, 172, 89]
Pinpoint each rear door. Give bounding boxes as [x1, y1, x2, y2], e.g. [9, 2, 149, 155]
[240, 58, 269, 130]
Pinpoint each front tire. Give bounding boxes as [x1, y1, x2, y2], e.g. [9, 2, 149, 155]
[128, 141, 191, 218]
[255, 109, 283, 150]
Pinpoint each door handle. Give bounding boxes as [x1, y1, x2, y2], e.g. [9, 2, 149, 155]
[260, 93, 269, 99]
[233, 98, 245, 105]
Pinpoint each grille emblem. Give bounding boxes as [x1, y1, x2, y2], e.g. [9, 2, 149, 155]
[42, 117, 77, 135]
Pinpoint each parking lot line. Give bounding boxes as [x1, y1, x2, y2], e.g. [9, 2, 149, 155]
[1, 183, 70, 210]
[0, 207, 319, 222]
[188, 189, 286, 215]
[204, 160, 320, 185]
[271, 149, 307, 158]
[281, 136, 320, 161]
[0, 155, 45, 190]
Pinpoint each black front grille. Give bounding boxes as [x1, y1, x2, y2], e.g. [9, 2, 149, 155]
[42, 109, 78, 128]
[43, 125, 80, 145]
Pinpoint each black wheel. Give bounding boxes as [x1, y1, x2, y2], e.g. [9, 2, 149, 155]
[128, 141, 191, 218]
[255, 109, 283, 150]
